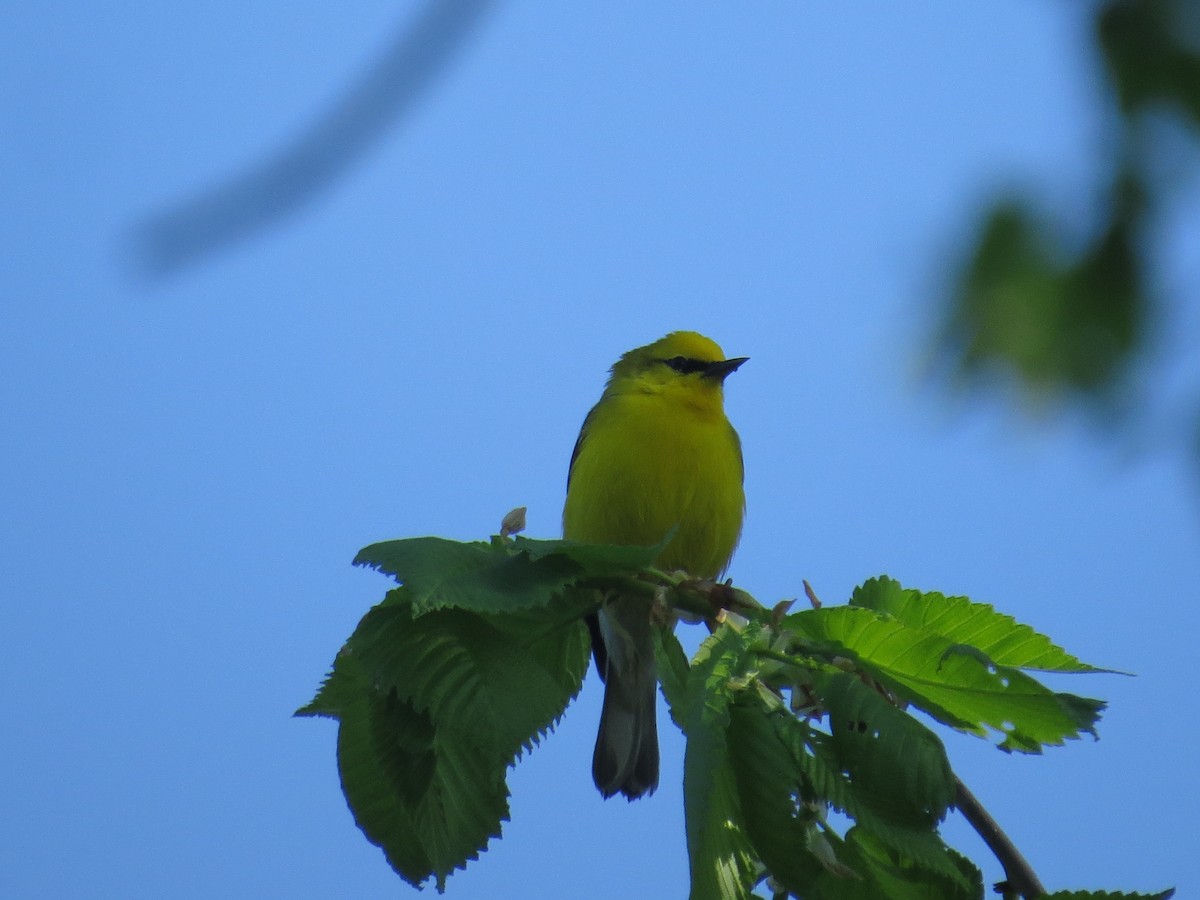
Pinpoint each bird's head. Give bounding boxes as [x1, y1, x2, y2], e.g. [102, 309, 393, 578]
[605, 331, 747, 406]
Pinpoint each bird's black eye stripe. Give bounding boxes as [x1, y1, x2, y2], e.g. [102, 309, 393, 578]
[662, 355, 709, 375]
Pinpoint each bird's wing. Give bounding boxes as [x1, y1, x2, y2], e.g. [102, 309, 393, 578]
[565, 401, 610, 681]
[566, 401, 601, 491]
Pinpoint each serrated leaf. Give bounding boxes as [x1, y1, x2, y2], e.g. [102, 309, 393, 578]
[761, 826, 981, 900]
[687, 744, 759, 900]
[684, 623, 764, 732]
[787, 606, 1105, 752]
[310, 586, 591, 892]
[682, 625, 762, 900]
[353, 537, 582, 614]
[764, 710, 971, 889]
[838, 827, 982, 900]
[337, 687, 509, 891]
[513, 534, 669, 574]
[348, 590, 591, 763]
[851, 577, 1119, 673]
[727, 699, 833, 894]
[655, 627, 690, 732]
[295, 647, 363, 719]
[814, 671, 955, 828]
[727, 699, 982, 900]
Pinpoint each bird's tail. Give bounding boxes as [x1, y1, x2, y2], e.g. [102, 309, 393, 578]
[592, 604, 659, 800]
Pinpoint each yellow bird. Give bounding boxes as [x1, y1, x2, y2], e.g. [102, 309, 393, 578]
[563, 331, 747, 799]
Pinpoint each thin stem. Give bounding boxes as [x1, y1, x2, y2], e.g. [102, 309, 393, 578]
[642, 565, 681, 585]
[754, 647, 801, 667]
[954, 776, 1045, 899]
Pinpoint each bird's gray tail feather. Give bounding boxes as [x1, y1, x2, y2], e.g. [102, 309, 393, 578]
[592, 602, 659, 800]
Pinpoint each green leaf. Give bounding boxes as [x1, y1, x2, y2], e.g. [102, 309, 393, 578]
[1099, 0, 1200, 125]
[938, 199, 1142, 399]
[686, 744, 759, 900]
[337, 686, 509, 891]
[353, 537, 582, 615]
[760, 826, 980, 900]
[836, 827, 982, 900]
[1039, 891, 1175, 900]
[654, 627, 690, 732]
[850, 577, 1118, 673]
[683, 622, 764, 731]
[728, 694, 980, 900]
[787, 606, 1104, 753]
[335, 689, 431, 885]
[295, 647, 363, 719]
[513, 534, 669, 574]
[814, 671, 955, 828]
[353, 534, 676, 617]
[765, 710, 972, 889]
[681, 625, 762, 900]
[309, 587, 590, 891]
[348, 589, 591, 763]
[727, 699, 833, 893]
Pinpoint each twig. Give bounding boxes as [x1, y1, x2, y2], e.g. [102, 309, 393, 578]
[803, 579, 822, 608]
[954, 776, 1045, 899]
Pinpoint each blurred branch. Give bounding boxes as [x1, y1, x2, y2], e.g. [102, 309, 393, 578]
[130, 0, 496, 278]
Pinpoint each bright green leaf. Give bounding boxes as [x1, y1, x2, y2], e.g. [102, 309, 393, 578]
[765, 710, 971, 888]
[787, 606, 1104, 752]
[814, 671, 955, 828]
[682, 625, 762, 900]
[727, 699, 833, 894]
[851, 577, 1118, 673]
[654, 627, 690, 732]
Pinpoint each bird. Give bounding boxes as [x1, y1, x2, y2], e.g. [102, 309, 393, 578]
[563, 331, 747, 799]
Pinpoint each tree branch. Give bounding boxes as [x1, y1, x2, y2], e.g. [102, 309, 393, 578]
[954, 776, 1045, 899]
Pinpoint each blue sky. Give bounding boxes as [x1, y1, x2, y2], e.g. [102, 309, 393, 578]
[3, 3, 1196, 897]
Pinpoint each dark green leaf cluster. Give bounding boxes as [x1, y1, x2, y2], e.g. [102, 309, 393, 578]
[297, 536, 646, 890]
[663, 619, 980, 900]
[651, 575, 1117, 899]
[1099, 0, 1200, 122]
[299, 537, 1166, 898]
[937, 0, 1200, 426]
[940, 194, 1142, 399]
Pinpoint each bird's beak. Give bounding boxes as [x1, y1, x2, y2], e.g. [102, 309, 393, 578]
[703, 356, 748, 382]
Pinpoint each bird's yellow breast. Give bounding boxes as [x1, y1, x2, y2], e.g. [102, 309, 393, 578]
[563, 389, 744, 579]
